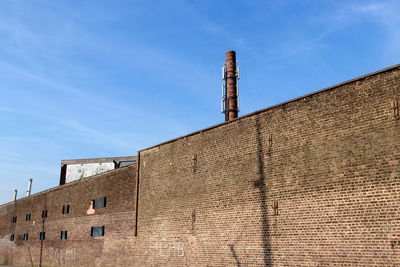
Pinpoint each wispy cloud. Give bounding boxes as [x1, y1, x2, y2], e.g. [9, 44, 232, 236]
[63, 117, 133, 149]
[353, 1, 400, 60]
[1, 0, 398, 205]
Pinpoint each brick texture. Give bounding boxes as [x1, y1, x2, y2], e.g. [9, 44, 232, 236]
[0, 165, 136, 266]
[0, 65, 399, 266]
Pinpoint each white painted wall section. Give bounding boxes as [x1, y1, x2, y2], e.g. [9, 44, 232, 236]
[65, 162, 115, 183]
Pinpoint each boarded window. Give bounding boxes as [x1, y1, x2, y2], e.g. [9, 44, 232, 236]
[12, 216, 17, 223]
[91, 226, 104, 237]
[61, 231, 68, 240]
[62, 205, 70, 214]
[39, 232, 45, 240]
[93, 197, 106, 209]
[42, 210, 47, 218]
[23, 233, 28, 241]
[10, 234, 14, 241]
[26, 213, 31, 221]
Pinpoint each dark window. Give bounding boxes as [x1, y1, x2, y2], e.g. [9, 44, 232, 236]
[26, 213, 31, 221]
[42, 210, 47, 218]
[23, 233, 28, 241]
[39, 232, 45, 240]
[12, 216, 17, 223]
[62, 205, 70, 214]
[93, 197, 106, 209]
[61, 231, 68, 240]
[10, 234, 15, 241]
[91, 226, 104, 237]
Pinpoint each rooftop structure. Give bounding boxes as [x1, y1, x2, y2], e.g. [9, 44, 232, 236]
[59, 156, 137, 185]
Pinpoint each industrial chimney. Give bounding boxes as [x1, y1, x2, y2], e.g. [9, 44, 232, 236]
[222, 50, 240, 121]
[26, 178, 32, 197]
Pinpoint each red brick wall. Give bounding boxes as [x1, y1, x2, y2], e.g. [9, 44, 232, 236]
[0, 164, 136, 266]
[135, 66, 400, 266]
[0, 65, 399, 266]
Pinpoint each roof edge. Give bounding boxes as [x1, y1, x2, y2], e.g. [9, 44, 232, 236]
[140, 63, 400, 153]
[61, 156, 137, 165]
[0, 163, 137, 208]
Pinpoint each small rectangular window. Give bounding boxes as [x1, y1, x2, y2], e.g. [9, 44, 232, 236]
[23, 233, 28, 241]
[10, 234, 15, 241]
[93, 197, 106, 209]
[12, 216, 17, 223]
[60, 231, 68, 240]
[91, 226, 104, 237]
[26, 213, 31, 221]
[42, 210, 47, 218]
[62, 205, 70, 214]
[39, 232, 45, 240]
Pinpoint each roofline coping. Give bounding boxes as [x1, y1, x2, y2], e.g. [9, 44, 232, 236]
[139, 63, 400, 153]
[61, 156, 137, 165]
[0, 163, 137, 208]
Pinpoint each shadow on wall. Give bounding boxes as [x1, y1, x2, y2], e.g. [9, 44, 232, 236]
[39, 194, 47, 267]
[253, 115, 272, 266]
[229, 244, 241, 267]
[28, 247, 34, 267]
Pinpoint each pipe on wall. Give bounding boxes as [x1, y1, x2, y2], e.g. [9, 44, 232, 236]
[26, 178, 32, 197]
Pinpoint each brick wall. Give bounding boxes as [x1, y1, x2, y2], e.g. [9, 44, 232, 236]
[135, 65, 400, 266]
[0, 64, 399, 266]
[0, 164, 137, 266]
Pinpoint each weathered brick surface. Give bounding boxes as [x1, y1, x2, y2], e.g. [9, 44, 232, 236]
[0, 165, 136, 266]
[136, 66, 400, 266]
[0, 65, 399, 266]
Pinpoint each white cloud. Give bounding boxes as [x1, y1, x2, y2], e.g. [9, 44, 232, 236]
[353, 1, 400, 60]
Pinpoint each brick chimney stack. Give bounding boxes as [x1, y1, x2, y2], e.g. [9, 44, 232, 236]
[222, 50, 239, 121]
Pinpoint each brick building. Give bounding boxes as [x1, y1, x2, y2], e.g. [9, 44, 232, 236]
[0, 58, 399, 266]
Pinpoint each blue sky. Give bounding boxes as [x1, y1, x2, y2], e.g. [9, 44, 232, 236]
[0, 0, 399, 204]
